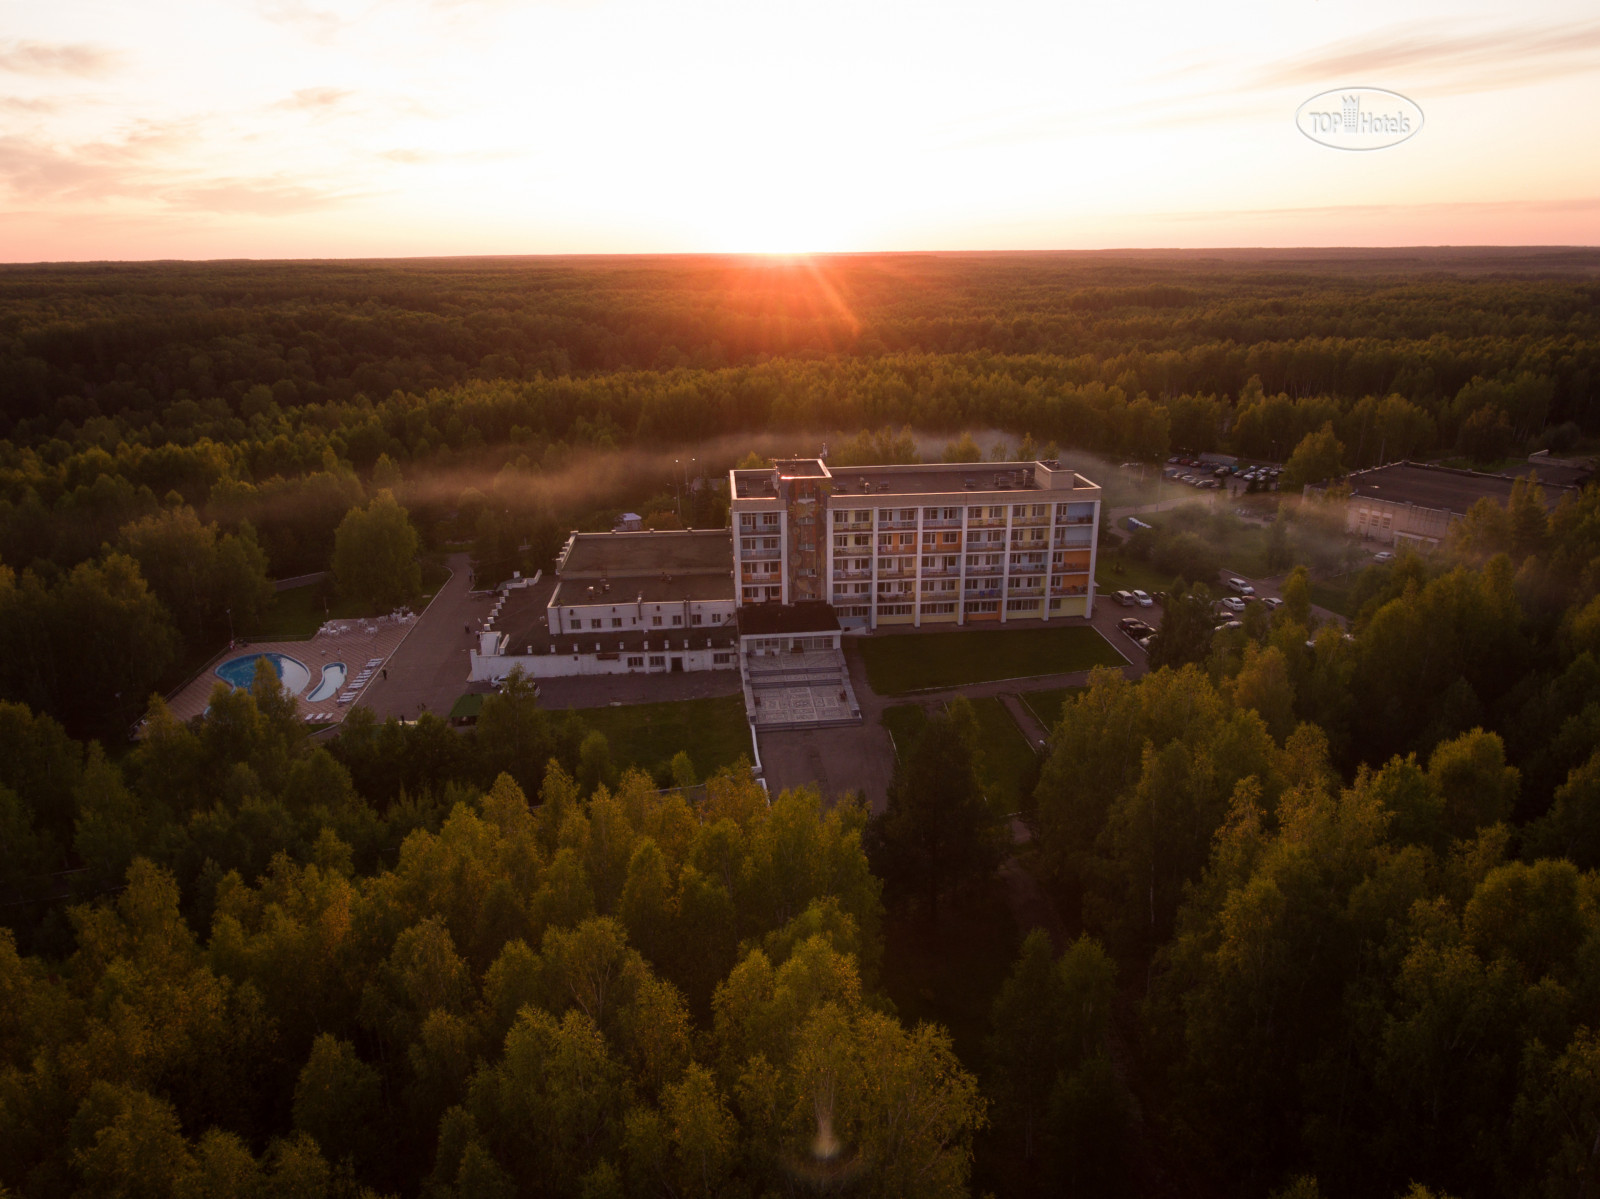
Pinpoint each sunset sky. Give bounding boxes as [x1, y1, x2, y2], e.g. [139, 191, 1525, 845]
[2, 0, 1598, 259]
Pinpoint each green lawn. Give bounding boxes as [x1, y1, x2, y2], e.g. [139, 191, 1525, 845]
[882, 696, 1039, 815]
[251, 564, 454, 641]
[1018, 686, 1083, 734]
[248, 582, 371, 640]
[1309, 578, 1356, 618]
[858, 626, 1123, 695]
[1094, 551, 1179, 597]
[573, 694, 752, 781]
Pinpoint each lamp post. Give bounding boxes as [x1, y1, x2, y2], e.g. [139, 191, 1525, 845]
[226, 607, 234, 647]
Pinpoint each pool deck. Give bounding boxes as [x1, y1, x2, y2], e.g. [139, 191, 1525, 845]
[164, 617, 418, 726]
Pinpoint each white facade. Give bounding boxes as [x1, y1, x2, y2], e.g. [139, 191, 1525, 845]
[470, 637, 736, 681]
[549, 594, 735, 636]
[730, 459, 1101, 630]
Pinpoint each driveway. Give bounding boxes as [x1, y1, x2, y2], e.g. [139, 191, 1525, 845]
[359, 553, 486, 720]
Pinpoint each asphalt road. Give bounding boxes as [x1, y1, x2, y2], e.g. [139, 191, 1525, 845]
[358, 553, 486, 721]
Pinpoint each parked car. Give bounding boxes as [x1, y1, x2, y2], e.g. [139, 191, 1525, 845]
[1217, 596, 1246, 613]
[1262, 597, 1283, 611]
[1115, 590, 1136, 607]
[1132, 589, 1153, 607]
[1227, 577, 1255, 596]
[1120, 619, 1155, 641]
[1374, 551, 1395, 563]
[1117, 616, 1146, 633]
[1136, 634, 1156, 651]
[1216, 620, 1243, 631]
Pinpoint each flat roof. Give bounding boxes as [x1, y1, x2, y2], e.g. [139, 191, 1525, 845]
[829, 462, 1096, 499]
[737, 602, 841, 636]
[492, 579, 736, 658]
[1346, 462, 1575, 515]
[774, 458, 829, 478]
[558, 529, 732, 576]
[552, 573, 734, 607]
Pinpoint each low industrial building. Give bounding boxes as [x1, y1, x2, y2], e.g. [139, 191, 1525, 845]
[1324, 461, 1580, 549]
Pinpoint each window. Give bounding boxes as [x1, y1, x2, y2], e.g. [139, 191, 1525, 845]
[922, 531, 936, 545]
[964, 600, 999, 614]
[922, 556, 936, 568]
[968, 505, 984, 518]
[833, 510, 848, 524]
[713, 652, 733, 664]
[652, 616, 662, 626]
[1006, 598, 1042, 611]
[855, 510, 870, 522]
[921, 601, 957, 615]
[691, 614, 702, 625]
[924, 507, 939, 519]
[943, 507, 959, 520]
[878, 533, 892, 547]
[939, 579, 958, 592]
[941, 532, 959, 544]
[761, 513, 779, 527]
[712, 612, 722, 623]
[1013, 504, 1028, 517]
[834, 535, 849, 549]
[672, 615, 683, 626]
[879, 603, 913, 616]
[649, 655, 666, 668]
[740, 513, 755, 529]
[765, 586, 780, 599]
[589, 619, 602, 629]
[627, 655, 644, 667]
[611, 618, 622, 628]
[901, 508, 915, 521]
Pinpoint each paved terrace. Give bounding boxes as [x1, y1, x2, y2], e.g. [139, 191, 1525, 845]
[164, 618, 416, 725]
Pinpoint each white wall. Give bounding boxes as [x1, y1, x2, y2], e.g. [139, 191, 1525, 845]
[549, 597, 735, 635]
[470, 645, 736, 681]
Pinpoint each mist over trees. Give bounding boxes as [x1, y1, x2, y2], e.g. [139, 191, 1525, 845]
[2, 252, 1600, 1197]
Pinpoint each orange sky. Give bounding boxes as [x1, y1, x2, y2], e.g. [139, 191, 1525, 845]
[2, 0, 1597, 259]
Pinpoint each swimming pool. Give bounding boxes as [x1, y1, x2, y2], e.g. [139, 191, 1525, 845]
[307, 663, 348, 702]
[215, 652, 312, 696]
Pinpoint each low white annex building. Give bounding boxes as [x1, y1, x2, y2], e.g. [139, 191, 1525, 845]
[469, 529, 740, 681]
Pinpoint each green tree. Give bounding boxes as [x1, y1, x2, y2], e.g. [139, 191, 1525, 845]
[331, 490, 420, 610]
[1281, 423, 1346, 490]
[866, 710, 1004, 918]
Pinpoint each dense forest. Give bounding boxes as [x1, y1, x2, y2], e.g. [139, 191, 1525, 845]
[3, 250, 1600, 1198]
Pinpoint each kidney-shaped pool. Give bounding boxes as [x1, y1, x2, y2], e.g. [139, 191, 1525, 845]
[215, 652, 312, 696]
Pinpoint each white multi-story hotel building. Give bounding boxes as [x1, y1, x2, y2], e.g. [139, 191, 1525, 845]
[730, 457, 1101, 629]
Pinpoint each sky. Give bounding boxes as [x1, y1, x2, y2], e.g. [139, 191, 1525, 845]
[1, 0, 1597, 259]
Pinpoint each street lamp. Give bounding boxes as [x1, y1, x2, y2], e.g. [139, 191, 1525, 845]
[226, 606, 234, 646]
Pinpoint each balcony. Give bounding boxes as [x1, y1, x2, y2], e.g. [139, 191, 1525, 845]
[833, 520, 872, 531]
[965, 586, 1003, 600]
[740, 547, 782, 561]
[1008, 586, 1045, 598]
[967, 516, 1006, 528]
[832, 568, 872, 580]
[922, 517, 962, 528]
[1012, 515, 1049, 527]
[1054, 529, 1094, 546]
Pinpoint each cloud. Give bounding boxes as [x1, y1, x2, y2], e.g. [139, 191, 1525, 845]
[162, 177, 358, 215]
[379, 148, 431, 163]
[0, 122, 193, 202]
[0, 40, 121, 77]
[1252, 19, 1600, 95]
[274, 86, 355, 111]
[0, 95, 64, 113]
